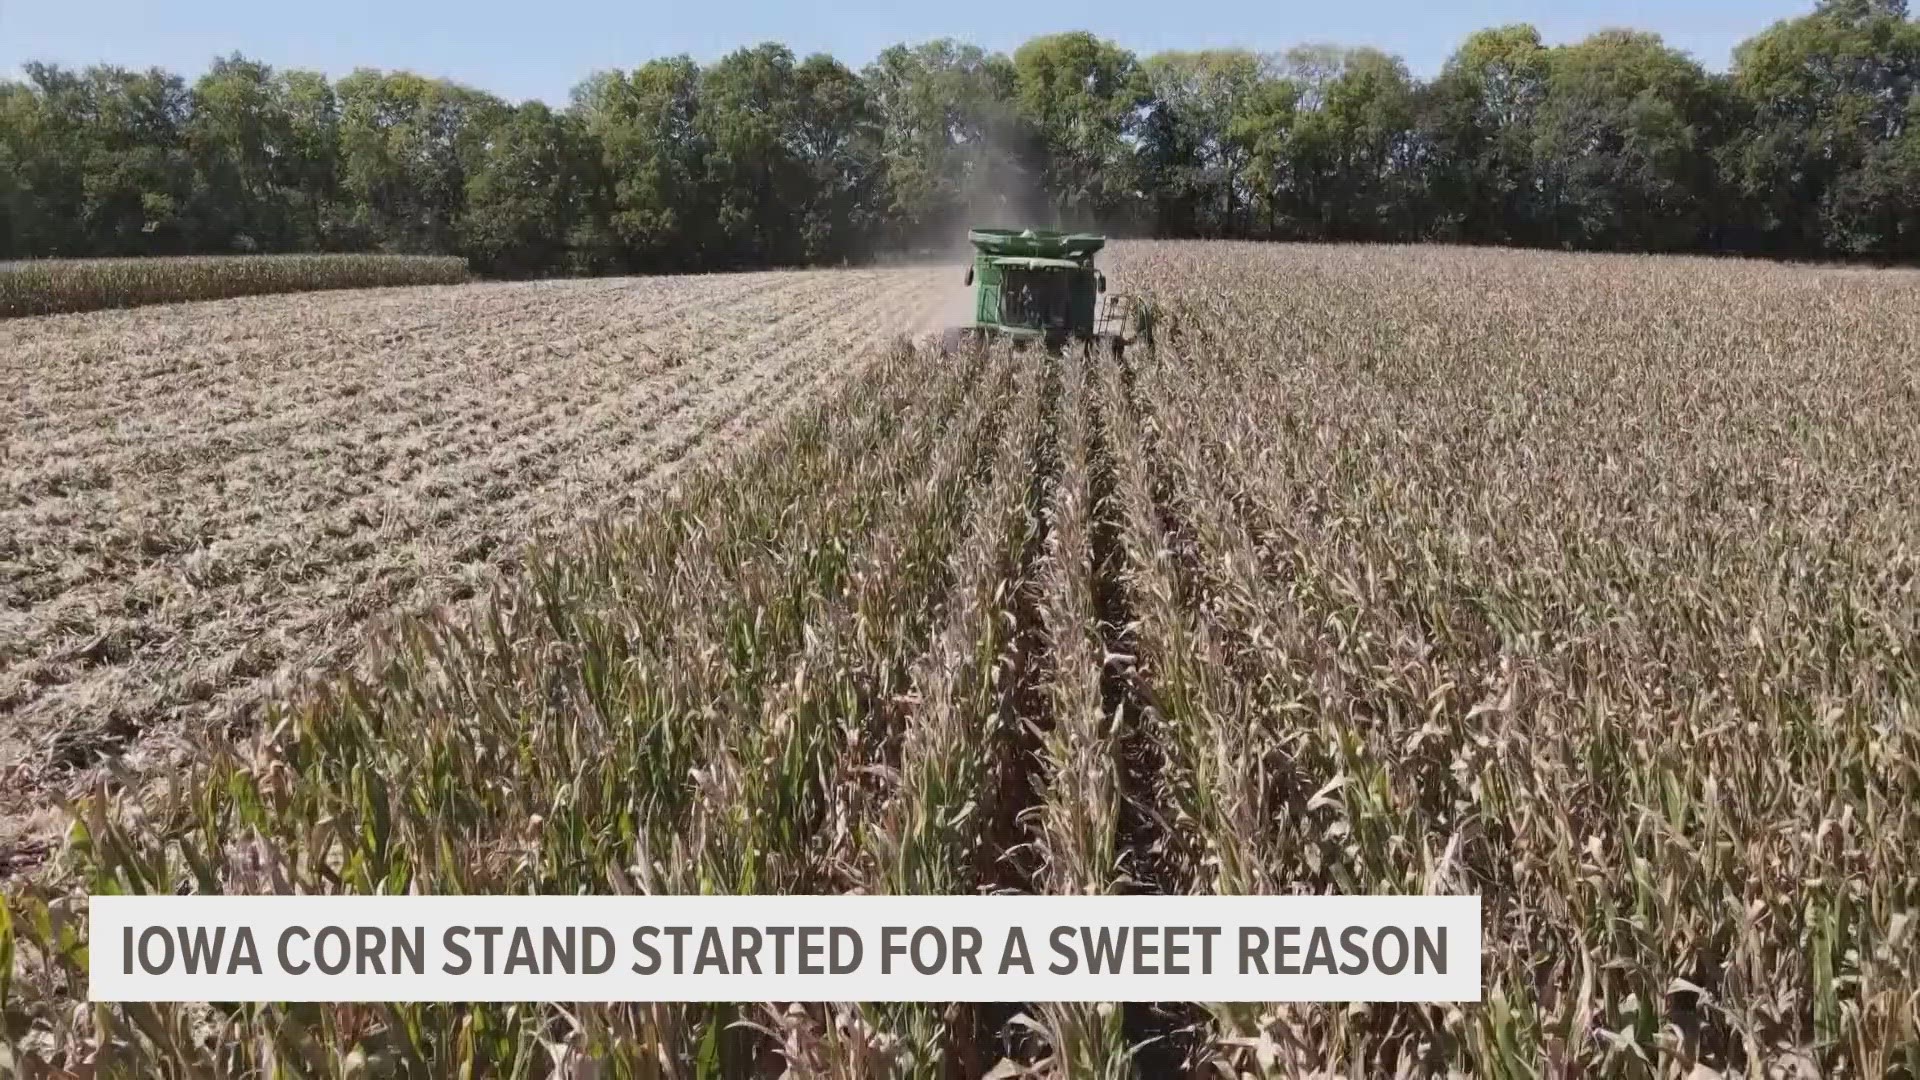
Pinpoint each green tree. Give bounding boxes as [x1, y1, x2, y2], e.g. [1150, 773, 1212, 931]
[188, 54, 297, 251]
[1726, 0, 1920, 256]
[1281, 46, 1419, 238]
[1533, 31, 1719, 251]
[277, 70, 343, 249]
[697, 44, 809, 266]
[10, 64, 196, 255]
[791, 54, 882, 262]
[862, 40, 1026, 243]
[0, 78, 53, 257]
[5, 10, 1920, 269]
[570, 57, 706, 270]
[1012, 32, 1146, 227]
[1226, 75, 1304, 235]
[460, 102, 583, 274]
[335, 70, 507, 253]
[1139, 49, 1269, 235]
[1420, 25, 1551, 242]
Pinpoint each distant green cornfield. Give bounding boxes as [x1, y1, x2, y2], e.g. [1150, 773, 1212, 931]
[0, 253, 469, 317]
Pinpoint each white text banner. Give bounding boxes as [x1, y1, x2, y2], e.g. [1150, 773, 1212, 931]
[91, 894, 1481, 1002]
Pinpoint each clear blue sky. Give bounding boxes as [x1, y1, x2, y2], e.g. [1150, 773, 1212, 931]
[2, 0, 1812, 105]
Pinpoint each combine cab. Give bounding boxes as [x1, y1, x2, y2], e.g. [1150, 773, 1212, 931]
[942, 228, 1151, 355]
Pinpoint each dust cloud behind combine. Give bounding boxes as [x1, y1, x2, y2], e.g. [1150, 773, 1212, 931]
[888, 130, 1068, 341]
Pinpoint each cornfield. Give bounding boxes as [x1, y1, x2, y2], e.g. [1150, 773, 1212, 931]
[0, 253, 469, 317]
[4, 242, 1918, 1077]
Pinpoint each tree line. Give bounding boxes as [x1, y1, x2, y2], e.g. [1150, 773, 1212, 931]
[2, 0, 1916, 275]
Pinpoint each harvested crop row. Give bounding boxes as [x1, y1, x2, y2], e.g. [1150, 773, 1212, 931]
[1, 267, 945, 833]
[2, 271, 815, 472]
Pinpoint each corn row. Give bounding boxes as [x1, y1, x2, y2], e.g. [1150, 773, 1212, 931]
[867, 348, 1045, 897]
[1, 253, 468, 317]
[665, 347, 1018, 1073]
[628, 347, 1000, 1069]
[689, 346, 1016, 894]
[1026, 348, 1130, 1077]
[797, 351, 1046, 1079]
[1107, 239, 1920, 1076]
[1033, 349, 1118, 895]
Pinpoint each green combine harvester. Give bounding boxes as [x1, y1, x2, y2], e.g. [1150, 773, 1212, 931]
[941, 228, 1151, 355]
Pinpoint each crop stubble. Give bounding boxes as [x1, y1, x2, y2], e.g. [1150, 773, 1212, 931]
[1, 267, 948, 822]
